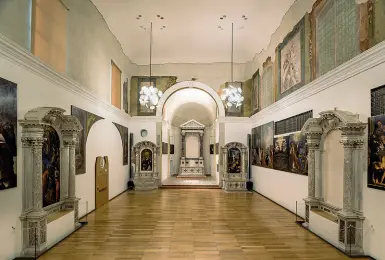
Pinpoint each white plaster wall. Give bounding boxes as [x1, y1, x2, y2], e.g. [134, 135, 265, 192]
[129, 119, 157, 145]
[0, 49, 131, 260]
[250, 58, 385, 260]
[323, 130, 344, 208]
[225, 121, 250, 146]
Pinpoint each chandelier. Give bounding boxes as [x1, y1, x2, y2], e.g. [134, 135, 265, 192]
[138, 22, 162, 110]
[220, 23, 244, 109]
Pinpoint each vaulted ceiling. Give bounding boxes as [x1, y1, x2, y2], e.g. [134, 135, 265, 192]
[91, 0, 296, 65]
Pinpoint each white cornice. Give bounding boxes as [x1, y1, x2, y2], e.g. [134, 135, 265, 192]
[224, 117, 252, 124]
[250, 40, 385, 122]
[131, 116, 162, 123]
[0, 34, 131, 120]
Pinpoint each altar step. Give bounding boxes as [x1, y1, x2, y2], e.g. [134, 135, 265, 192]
[160, 185, 221, 189]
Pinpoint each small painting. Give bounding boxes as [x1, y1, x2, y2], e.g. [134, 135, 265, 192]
[162, 142, 168, 154]
[251, 127, 262, 166]
[210, 144, 214, 155]
[141, 148, 153, 171]
[228, 147, 241, 173]
[170, 144, 174, 155]
[42, 125, 60, 207]
[261, 122, 274, 168]
[273, 136, 290, 172]
[289, 132, 308, 175]
[113, 123, 129, 165]
[252, 70, 260, 115]
[215, 143, 219, 155]
[71, 106, 104, 174]
[0, 77, 17, 190]
[123, 79, 128, 114]
[368, 115, 385, 190]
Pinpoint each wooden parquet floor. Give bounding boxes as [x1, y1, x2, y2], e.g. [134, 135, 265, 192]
[39, 189, 370, 260]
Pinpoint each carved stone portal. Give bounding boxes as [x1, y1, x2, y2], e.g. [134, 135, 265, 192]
[132, 141, 159, 190]
[221, 142, 248, 192]
[301, 109, 366, 255]
[19, 107, 82, 257]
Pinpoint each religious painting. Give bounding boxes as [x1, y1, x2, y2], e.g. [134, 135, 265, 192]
[228, 148, 241, 173]
[113, 123, 129, 165]
[71, 106, 104, 174]
[277, 17, 305, 100]
[42, 126, 61, 207]
[0, 77, 17, 190]
[170, 144, 174, 155]
[141, 148, 153, 171]
[289, 132, 308, 175]
[368, 115, 385, 190]
[273, 136, 290, 172]
[123, 78, 128, 114]
[215, 143, 219, 155]
[210, 144, 214, 154]
[251, 126, 262, 166]
[260, 122, 274, 168]
[252, 70, 260, 115]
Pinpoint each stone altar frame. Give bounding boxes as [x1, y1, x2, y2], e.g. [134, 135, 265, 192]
[19, 107, 82, 257]
[301, 109, 366, 255]
[132, 141, 159, 190]
[221, 142, 248, 192]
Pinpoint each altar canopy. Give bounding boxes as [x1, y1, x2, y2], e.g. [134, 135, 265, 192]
[179, 120, 205, 176]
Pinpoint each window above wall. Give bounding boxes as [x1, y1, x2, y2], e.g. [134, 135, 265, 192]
[32, 0, 68, 73]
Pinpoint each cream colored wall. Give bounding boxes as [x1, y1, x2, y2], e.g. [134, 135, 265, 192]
[322, 130, 344, 208]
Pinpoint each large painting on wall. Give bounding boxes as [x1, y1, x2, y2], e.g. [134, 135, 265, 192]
[141, 148, 153, 171]
[288, 132, 308, 175]
[113, 123, 129, 165]
[277, 17, 305, 100]
[252, 70, 260, 115]
[251, 127, 262, 166]
[123, 78, 128, 114]
[0, 77, 17, 190]
[368, 115, 385, 190]
[251, 122, 274, 168]
[273, 136, 290, 172]
[228, 148, 241, 173]
[71, 106, 104, 174]
[42, 125, 61, 207]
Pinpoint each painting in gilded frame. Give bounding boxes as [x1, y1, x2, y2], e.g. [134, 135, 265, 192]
[252, 70, 260, 115]
[368, 115, 385, 190]
[251, 122, 274, 168]
[273, 136, 290, 172]
[123, 78, 128, 114]
[141, 148, 153, 171]
[0, 77, 17, 190]
[71, 106, 104, 174]
[288, 132, 308, 175]
[42, 125, 61, 207]
[228, 147, 241, 173]
[277, 17, 305, 100]
[113, 123, 129, 165]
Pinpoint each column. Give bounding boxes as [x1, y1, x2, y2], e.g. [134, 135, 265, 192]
[241, 147, 246, 178]
[60, 139, 70, 201]
[315, 149, 322, 200]
[306, 135, 321, 199]
[181, 132, 186, 157]
[68, 139, 76, 199]
[222, 148, 228, 189]
[199, 132, 203, 158]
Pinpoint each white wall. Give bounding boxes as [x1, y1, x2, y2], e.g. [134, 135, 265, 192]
[250, 50, 385, 260]
[0, 40, 131, 260]
[225, 121, 250, 145]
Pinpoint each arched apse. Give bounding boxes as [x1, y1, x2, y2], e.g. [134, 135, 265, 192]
[156, 81, 225, 118]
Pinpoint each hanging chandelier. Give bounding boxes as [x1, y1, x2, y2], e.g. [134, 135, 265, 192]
[139, 22, 163, 110]
[220, 23, 244, 109]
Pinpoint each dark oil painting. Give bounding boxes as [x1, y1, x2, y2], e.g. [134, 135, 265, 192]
[113, 123, 129, 165]
[289, 132, 308, 175]
[273, 136, 290, 172]
[210, 144, 214, 155]
[0, 77, 17, 191]
[42, 125, 60, 207]
[251, 127, 262, 166]
[141, 148, 153, 171]
[170, 144, 174, 155]
[71, 106, 104, 174]
[162, 142, 168, 154]
[368, 115, 385, 191]
[228, 147, 241, 173]
[261, 122, 274, 168]
[215, 143, 219, 155]
[123, 79, 128, 114]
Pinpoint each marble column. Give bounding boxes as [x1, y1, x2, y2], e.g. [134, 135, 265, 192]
[222, 149, 228, 189]
[181, 133, 186, 157]
[306, 135, 321, 199]
[241, 147, 246, 179]
[199, 133, 203, 157]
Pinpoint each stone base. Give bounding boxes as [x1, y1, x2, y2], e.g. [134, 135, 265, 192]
[222, 179, 247, 192]
[134, 178, 159, 191]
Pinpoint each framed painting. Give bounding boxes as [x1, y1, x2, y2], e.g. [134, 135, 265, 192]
[273, 136, 290, 172]
[228, 147, 241, 173]
[141, 148, 153, 171]
[368, 115, 385, 190]
[288, 132, 308, 175]
[123, 78, 128, 114]
[261, 122, 274, 168]
[42, 125, 61, 207]
[170, 144, 174, 155]
[210, 144, 214, 154]
[252, 70, 260, 115]
[251, 126, 262, 166]
[162, 142, 168, 154]
[71, 106, 104, 174]
[0, 77, 17, 190]
[113, 123, 129, 165]
[215, 143, 219, 155]
[260, 58, 274, 110]
[277, 17, 305, 100]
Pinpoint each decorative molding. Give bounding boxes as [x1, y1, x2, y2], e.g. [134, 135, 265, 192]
[224, 117, 251, 124]
[130, 116, 162, 122]
[0, 34, 131, 120]
[180, 119, 205, 129]
[251, 40, 385, 122]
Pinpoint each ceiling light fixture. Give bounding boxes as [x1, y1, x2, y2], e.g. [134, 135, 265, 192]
[220, 23, 244, 109]
[139, 22, 163, 110]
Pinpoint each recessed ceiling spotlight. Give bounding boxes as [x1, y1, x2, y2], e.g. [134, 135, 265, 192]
[136, 17, 140, 19]
[220, 17, 223, 20]
[244, 17, 248, 20]
[157, 15, 160, 17]
[161, 17, 164, 20]
[223, 15, 227, 18]
[138, 15, 142, 17]
[242, 15, 245, 18]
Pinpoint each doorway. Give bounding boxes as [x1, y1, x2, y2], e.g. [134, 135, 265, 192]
[95, 156, 109, 209]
